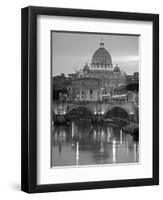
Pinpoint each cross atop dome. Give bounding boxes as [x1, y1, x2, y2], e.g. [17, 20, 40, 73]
[100, 38, 104, 46]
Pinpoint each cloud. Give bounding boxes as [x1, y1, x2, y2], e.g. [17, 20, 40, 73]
[113, 55, 139, 63]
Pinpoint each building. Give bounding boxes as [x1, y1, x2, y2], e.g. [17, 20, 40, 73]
[53, 41, 139, 103]
[80, 42, 126, 96]
[68, 78, 102, 101]
[133, 72, 139, 81]
[52, 73, 70, 101]
[126, 72, 139, 83]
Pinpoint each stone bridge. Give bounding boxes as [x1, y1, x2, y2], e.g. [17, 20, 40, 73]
[52, 101, 138, 122]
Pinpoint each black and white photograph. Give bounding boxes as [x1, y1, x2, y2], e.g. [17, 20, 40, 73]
[51, 31, 139, 167]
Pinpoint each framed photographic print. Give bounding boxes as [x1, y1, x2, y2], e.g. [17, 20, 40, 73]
[21, 6, 159, 193]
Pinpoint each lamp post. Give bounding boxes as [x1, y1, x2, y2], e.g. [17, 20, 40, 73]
[130, 113, 134, 122]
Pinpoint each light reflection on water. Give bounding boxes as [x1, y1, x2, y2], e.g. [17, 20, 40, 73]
[51, 121, 139, 167]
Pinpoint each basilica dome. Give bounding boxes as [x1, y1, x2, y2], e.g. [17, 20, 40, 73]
[114, 65, 120, 72]
[91, 42, 112, 67]
[83, 63, 90, 72]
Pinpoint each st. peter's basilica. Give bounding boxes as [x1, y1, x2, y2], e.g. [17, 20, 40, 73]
[67, 41, 127, 101]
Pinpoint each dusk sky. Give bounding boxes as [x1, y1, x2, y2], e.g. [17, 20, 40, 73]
[52, 31, 139, 76]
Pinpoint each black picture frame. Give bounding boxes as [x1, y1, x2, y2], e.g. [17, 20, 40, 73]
[21, 6, 159, 193]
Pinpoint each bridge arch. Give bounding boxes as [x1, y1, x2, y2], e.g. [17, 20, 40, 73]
[66, 106, 93, 119]
[105, 106, 130, 120]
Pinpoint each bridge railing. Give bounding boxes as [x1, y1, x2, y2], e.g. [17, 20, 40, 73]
[53, 99, 136, 106]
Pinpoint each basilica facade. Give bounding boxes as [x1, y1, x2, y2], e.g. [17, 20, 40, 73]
[68, 42, 127, 101]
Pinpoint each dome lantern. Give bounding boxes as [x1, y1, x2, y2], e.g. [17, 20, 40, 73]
[100, 42, 104, 47]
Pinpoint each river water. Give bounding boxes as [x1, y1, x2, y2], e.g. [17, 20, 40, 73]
[51, 121, 139, 167]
